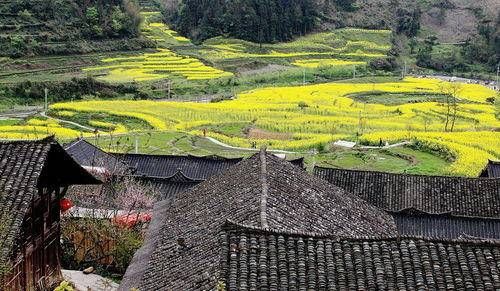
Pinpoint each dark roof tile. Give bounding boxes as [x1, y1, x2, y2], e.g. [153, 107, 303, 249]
[314, 167, 500, 218]
[481, 160, 500, 178]
[0, 138, 98, 265]
[221, 222, 500, 290]
[64, 138, 128, 172]
[120, 151, 397, 290]
[392, 210, 500, 240]
[114, 153, 242, 180]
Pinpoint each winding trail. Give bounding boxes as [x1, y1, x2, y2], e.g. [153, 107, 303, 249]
[205, 137, 411, 153]
[358, 141, 411, 149]
[41, 111, 95, 131]
[205, 137, 297, 154]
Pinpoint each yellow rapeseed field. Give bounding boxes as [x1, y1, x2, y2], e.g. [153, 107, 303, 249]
[201, 28, 391, 67]
[84, 49, 233, 82]
[39, 77, 500, 176]
[292, 59, 366, 68]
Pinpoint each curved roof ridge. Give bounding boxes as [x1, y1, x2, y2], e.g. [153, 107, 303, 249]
[63, 137, 85, 151]
[314, 165, 500, 180]
[186, 153, 243, 161]
[131, 169, 205, 182]
[222, 220, 500, 245]
[390, 208, 500, 221]
[115, 152, 242, 162]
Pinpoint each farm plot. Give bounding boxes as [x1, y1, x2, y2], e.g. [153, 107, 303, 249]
[81, 12, 233, 83]
[200, 28, 391, 68]
[83, 16, 391, 83]
[83, 49, 233, 82]
[36, 77, 500, 176]
[141, 12, 191, 45]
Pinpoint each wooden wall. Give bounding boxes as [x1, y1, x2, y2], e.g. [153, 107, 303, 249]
[3, 186, 63, 291]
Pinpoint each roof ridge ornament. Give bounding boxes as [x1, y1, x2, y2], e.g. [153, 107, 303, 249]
[259, 147, 269, 228]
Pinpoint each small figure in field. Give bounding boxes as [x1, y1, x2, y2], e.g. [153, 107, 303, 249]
[379, 138, 383, 147]
[203, 128, 207, 137]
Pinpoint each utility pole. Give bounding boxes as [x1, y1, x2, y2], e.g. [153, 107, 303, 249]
[44, 88, 48, 111]
[496, 63, 499, 91]
[135, 135, 139, 154]
[353, 66, 356, 79]
[303, 68, 306, 85]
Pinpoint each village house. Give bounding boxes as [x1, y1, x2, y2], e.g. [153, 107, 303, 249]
[64, 138, 304, 201]
[118, 150, 500, 290]
[60, 141, 500, 289]
[0, 137, 100, 291]
[480, 160, 500, 178]
[64, 139, 242, 201]
[314, 166, 500, 239]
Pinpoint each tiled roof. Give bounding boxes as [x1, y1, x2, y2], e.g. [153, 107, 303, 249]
[289, 157, 305, 169]
[119, 151, 397, 291]
[391, 209, 500, 240]
[314, 167, 500, 218]
[134, 171, 202, 201]
[113, 153, 242, 180]
[481, 160, 500, 178]
[64, 138, 128, 172]
[221, 222, 500, 290]
[0, 138, 99, 265]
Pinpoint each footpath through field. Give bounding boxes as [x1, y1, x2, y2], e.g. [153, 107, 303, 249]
[41, 111, 95, 131]
[62, 269, 118, 291]
[205, 136, 297, 154]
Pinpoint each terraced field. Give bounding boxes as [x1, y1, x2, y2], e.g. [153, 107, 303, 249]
[1, 11, 498, 177]
[82, 11, 391, 83]
[2, 77, 495, 176]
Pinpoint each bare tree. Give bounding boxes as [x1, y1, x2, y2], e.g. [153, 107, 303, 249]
[61, 155, 159, 273]
[438, 81, 463, 132]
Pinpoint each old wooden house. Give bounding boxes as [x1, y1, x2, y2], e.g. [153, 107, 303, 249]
[0, 138, 100, 291]
[119, 151, 500, 290]
[64, 138, 305, 202]
[314, 166, 500, 239]
[480, 160, 500, 178]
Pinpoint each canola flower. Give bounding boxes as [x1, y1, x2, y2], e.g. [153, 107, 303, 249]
[8, 78, 497, 176]
[292, 58, 366, 68]
[84, 49, 233, 82]
[55, 110, 76, 118]
[360, 131, 499, 176]
[201, 28, 392, 64]
[83, 11, 232, 83]
[0, 124, 84, 140]
[88, 120, 127, 134]
[84, 13, 391, 83]
[141, 12, 191, 45]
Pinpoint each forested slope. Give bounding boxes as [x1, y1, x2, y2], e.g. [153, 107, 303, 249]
[0, 0, 151, 57]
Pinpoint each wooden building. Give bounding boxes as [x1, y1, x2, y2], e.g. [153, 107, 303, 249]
[65, 138, 305, 202]
[314, 166, 500, 239]
[480, 160, 500, 178]
[119, 151, 500, 290]
[0, 138, 100, 291]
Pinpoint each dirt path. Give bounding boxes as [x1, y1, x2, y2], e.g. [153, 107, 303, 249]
[62, 270, 118, 291]
[205, 136, 297, 154]
[357, 141, 411, 149]
[41, 111, 95, 132]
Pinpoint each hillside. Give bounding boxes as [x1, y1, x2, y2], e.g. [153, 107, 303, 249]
[320, 0, 499, 43]
[157, 0, 498, 73]
[0, 0, 151, 57]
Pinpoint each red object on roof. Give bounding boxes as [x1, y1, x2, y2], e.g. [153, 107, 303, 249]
[60, 198, 74, 212]
[113, 212, 152, 228]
